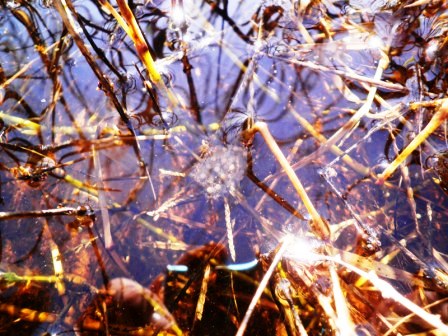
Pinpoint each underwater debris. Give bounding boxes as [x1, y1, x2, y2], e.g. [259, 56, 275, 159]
[430, 149, 448, 194]
[1, 0, 448, 335]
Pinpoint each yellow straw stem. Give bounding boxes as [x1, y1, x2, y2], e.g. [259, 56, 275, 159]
[115, 0, 163, 85]
[253, 122, 330, 241]
[289, 107, 370, 176]
[378, 99, 448, 183]
[98, 0, 179, 108]
[98, 0, 132, 39]
[0, 111, 41, 131]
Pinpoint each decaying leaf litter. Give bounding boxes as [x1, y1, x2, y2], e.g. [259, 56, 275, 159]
[0, 0, 448, 335]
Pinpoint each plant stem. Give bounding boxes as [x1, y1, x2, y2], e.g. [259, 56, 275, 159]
[249, 122, 330, 241]
[378, 99, 448, 183]
[113, 0, 178, 107]
[236, 237, 290, 336]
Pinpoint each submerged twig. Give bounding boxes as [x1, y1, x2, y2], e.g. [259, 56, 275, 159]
[0, 206, 94, 221]
[53, 0, 128, 124]
[244, 121, 330, 241]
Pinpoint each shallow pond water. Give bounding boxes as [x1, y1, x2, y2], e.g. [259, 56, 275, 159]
[1, 0, 448, 335]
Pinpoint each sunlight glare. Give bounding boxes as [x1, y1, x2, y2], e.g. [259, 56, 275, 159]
[284, 235, 324, 264]
[171, 3, 186, 28]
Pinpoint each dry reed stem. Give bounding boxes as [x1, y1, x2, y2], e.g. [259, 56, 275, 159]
[42, 221, 66, 295]
[92, 145, 113, 249]
[235, 237, 290, 336]
[114, 0, 162, 85]
[288, 106, 370, 176]
[113, 0, 179, 107]
[0, 206, 93, 220]
[273, 276, 308, 335]
[195, 263, 211, 321]
[224, 197, 236, 262]
[331, 255, 448, 334]
[97, 0, 130, 38]
[249, 121, 331, 241]
[329, 264, 355, 335]
[0, 41, 59, 90]
[278, 57, 406, 93]
[281, 49, 393, 177]
[254, 138, 302, 213]
[378, 98, 448, 183]
[384, 297, 448, 336]
[53, 0, 129, 122]
[0, 111, 40, 133]
[55, 0, 156, 202]
[405, 0, 432, 7]
[136, 217, 180, 243]
[325, 49, 390, 147]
